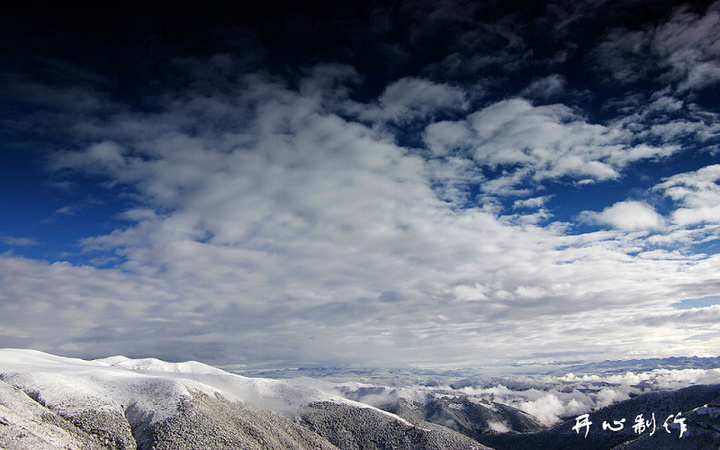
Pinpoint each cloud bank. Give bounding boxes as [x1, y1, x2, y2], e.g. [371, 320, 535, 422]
[1, 0, 719, 368]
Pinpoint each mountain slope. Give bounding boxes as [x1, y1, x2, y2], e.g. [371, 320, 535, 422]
[301, 401, 490, 449]
[0, 349, 491, 449]
[476, 383, 720, 450]
[0, 378, 112, 450]
[4, 348, 718, 450]
[134, 393, 337, 450]
[394, 395, 544, 439]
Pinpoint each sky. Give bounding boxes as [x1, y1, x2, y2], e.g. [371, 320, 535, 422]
[1, 0, 720, 370]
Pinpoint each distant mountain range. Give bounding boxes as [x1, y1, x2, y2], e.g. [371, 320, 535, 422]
[1, 349, 719, 449]
[234, 355, 720, 380]
[554, 356, 720, 375]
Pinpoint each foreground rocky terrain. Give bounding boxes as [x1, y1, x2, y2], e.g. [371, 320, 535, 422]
[1, 349, 719, 449]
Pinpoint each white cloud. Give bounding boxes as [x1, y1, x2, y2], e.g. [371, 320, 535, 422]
[517, 393, 566, 425]
[4, 58, 720, 368]
[515, 286, 548, 299]
[452, 283, 490, 302]
[520, 74, 567, 100]
[511, 196, 554, 225]
[656, 164, 720, 225]
[357, 77, 468, 124]
[0, 255, 172, 353]
[580, 201, 665, 231]
[421, 98, 679, 196]
[443, 365, 720, 427]
[513, 196, 551, 209]
[423, 120, 475, 156]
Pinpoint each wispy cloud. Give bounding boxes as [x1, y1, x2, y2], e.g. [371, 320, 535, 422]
[595, 1, 720, 93]
[0, 236, 39, 247]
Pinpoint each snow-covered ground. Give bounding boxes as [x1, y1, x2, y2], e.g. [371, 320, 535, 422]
[0, 348, 408, 423]
[0, 349, 487, 449]
[4, 349, 719, 427]
[2, 348, 720, 449]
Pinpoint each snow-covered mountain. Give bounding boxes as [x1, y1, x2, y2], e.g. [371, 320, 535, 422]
[2, 349, 719, 449]
[0, 349, 487, 449]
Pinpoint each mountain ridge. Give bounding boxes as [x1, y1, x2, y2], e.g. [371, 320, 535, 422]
[0, 349, 492, 449]
[2, 349, 719, 449]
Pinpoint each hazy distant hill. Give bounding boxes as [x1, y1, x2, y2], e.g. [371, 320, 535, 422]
[555, 356, 720, 376]
[235, 356, 720, 381]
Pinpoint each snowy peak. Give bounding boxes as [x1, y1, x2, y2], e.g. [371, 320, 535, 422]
[1, 349, 488, 449]
[0, 348, 104, 370]
[0, 349, 354, 419]
[93, 355, 229, 375]
[3, 349, 719, 449]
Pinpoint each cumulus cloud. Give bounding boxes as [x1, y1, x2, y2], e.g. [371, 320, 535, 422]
[423, 120, 476, 157]
[580, 201, 665, 230]
[3, 1, 720, 368]
[3, 62, 718, 367]
[517, 393, 566, 425]
[513, 196, 552, 209]
[517, 392, 591, 426]
[656, 164, 720, 225]
[422, 98, 679, 196]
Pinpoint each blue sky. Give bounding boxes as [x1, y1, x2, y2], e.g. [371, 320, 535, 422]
[1, 0, 720, 369]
